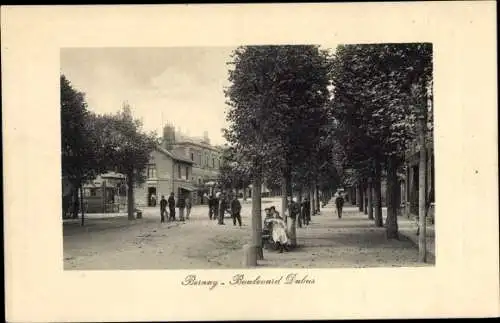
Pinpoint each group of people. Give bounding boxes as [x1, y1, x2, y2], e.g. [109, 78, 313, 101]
[207, 192, 242, 226]
[158, 192, 192, 223]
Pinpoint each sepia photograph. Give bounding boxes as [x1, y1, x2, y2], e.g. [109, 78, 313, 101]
[61, 44, 436, 270]
[3, 2, 498, 321]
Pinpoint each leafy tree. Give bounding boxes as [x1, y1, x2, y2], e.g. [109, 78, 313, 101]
[92, 103, 159, 220]
[60, 74, 100, 221]
[330, 43, 433, 239]
[218, 145, 252, 198]
[225, 45, 331, 254]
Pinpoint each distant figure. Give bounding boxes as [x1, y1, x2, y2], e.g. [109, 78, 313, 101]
[335, 192, 345, 219]
[213, 194, 220, 221]
[159, 195, 167, 223]
[230, 196, 242, 226]
[168, 192, 176, 221]
[177, 193, 186, 221]
[150, 193, 157, 207]
[218, 192, 227, 225]
[208, 195, 215, 220]
[302, 198, 311, 226]
[185, 195, 192, 220]
[288, 197, 301, 222]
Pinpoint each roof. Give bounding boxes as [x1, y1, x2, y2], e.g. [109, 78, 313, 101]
[100, 172, 126, 179]
[156, 146, 194, 164]
[172, 140, 221, 152]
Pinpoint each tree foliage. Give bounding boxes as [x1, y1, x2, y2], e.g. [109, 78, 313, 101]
[330, 43, 433, 236]
[224, 45, 331, 180]
[331, 43, 433, 171]
[61, 74, 159, 220]
[61, 75, 99, 186]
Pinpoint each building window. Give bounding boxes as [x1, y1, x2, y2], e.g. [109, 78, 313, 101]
[178, 164, 181, 179]
[212, 158, 215, 168]
[190, 152, 194, 161]
[185, 166, 189, 180]
[147, 164, 157, 179]
[198, 178, 202, 184]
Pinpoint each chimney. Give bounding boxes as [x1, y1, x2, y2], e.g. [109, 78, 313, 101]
[163, 123, 176, 150]
[203, 131, 210, 144]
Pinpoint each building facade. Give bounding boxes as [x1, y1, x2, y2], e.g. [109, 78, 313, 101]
[134, 145, 195, 207]
[403, 140, 435, 222]
[162, 125, 222, 205]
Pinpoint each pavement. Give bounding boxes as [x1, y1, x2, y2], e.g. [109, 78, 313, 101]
[63, 197, 435, 269]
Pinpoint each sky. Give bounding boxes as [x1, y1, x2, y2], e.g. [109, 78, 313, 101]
[61, 46, 338, 146]
[60, 47, 237, 146]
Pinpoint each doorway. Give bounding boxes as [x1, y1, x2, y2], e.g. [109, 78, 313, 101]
[148, 187, 157, 207]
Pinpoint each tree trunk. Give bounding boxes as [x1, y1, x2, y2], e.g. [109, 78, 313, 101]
[127, 169, 135, 220]
[309, 186, 314, 218]
[367, 179, 374, 220]
[418, 114, 428, 263]
[351, 187, 357, 205]
[297, 189, 303, 228]
[80, 185, 85, 226]
[356, 185, 361, 210]
[386, 156, 399, 239]
[72, 186, 79, 219]
[315, 185, 320, 214]
[374, 161, 384, 227]
[251, 175, 263, 262]
[363, 182, 368, 214]
[243, 186, 247, 201]
[281, 170, 291, 224]
[357, 184, 364, 212]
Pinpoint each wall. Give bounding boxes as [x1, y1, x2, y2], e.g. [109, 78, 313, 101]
[134, 149, 175, 207]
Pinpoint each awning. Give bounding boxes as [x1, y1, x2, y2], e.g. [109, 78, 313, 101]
[204, 181, 217, 186]
[179, 184, 196, 192]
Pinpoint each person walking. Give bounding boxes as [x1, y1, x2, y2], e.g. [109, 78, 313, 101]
[177, 193, 186, 222]
[150, 193, 157, 207]
[168, 192, 176, 221]
[230, 196, 242, 226]
[159, 195, 168, 223]
[335, 192, 345, 219]
[208, 195, 214, 219]
[185, 194, 192, 220]
[213, 193, 220, 221]
[218, 192, 227, 225]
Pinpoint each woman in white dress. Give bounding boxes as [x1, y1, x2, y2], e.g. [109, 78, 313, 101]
[269, 206, 289, 253]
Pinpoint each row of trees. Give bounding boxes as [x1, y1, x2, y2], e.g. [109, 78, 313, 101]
[331, 43, 433, 262]
[221, 43, 433, 263]
[61, 75, 158, 224]
[222, 46, 343, 262]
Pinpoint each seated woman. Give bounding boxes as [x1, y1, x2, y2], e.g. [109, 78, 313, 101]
[268, 206, 289, 253]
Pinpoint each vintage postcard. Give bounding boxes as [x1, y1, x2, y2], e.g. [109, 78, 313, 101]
[2, 2, 498, 322]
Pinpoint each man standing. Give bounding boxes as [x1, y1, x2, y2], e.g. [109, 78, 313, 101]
[150, 193, 157, 207]
[335, 191, 345, 219]
[230, 195, 242, 226]
[208, 195, 215, 220]
[213, 193, 220, 221]
[218, 192, 227, 225]
[168, 192, 176, 221]
[302, 197, 311, 226]
[177, 193, 186, 222]
[159, 195, 168, 223]
[185, 194, 192, 220]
